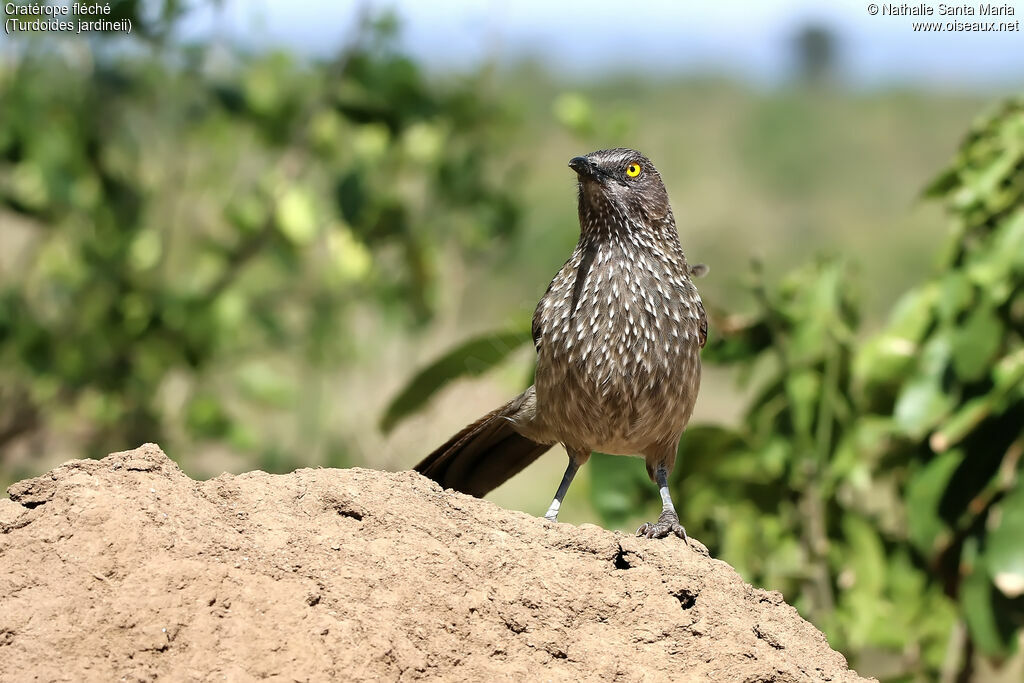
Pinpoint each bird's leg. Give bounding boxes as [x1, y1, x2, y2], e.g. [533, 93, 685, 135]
[636, 465, 688, 542]
[544, 454, 584, 522]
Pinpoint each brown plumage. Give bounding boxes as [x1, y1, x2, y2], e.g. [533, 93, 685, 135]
[415, 148, 706, 540]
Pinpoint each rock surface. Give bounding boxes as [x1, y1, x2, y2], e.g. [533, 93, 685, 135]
[1, 444, 867, 682]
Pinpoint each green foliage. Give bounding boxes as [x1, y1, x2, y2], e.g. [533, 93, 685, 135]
[667, 99, 1024, 674]
[380, 326, 532, 433]
[0, 10, 521, 470]
[881, 99, 1024, 658]
[389, 99, 1024, 678]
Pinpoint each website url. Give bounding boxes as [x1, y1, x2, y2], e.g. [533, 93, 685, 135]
[912, 19, 1021, 30]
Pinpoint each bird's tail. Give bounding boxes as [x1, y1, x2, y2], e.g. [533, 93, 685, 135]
[415, 391, 553, 498]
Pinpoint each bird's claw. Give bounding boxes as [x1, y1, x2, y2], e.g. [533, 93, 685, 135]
[636, 511, 688, 542]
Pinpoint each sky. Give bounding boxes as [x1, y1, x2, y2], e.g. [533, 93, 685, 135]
[180, 0, 1024, 90]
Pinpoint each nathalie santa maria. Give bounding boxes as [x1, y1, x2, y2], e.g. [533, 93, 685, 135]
[881, 3, 1016, 15]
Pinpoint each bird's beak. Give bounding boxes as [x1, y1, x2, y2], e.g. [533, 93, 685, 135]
[569, 156, 601, 181]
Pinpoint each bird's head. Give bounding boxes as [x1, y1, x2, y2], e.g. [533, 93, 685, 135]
[568, 148, 672, 234]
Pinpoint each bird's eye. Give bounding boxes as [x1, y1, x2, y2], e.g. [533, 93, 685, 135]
[626, 163, 641, 178]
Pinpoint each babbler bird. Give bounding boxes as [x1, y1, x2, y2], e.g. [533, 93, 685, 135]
[415, 148, 707, 540]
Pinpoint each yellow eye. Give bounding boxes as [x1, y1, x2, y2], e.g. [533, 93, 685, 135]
[626, 163, 641, 178]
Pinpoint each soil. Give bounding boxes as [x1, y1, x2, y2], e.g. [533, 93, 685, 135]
[1, 444, 868, 682]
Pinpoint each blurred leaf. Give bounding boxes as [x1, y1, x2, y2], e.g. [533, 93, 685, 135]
[885, 283, 940, 343]
[352, 123, 390, 161]
[893, 377, 951, 440]
[325, 224, 372, 282]
[275, 187, 319, 245]
[905, 450, 961, 555]
[893, 336, 956, 438]
[785, 369, 820, 438]
[380, 326, 532, 433]
[836, 515, 888, 645]
[966, 211, 1024, 300]
[853, 334, 916, 389]
[962, 147, 1019, 201]
[936, 272, 973, 324]
[949, 304, 1002, 382]
[986, 481, 1024, 599]
[961, 554, 1015, 656]
[993, 348, 1024, 390]
[844, 514, 887, 597]
[922, 167, 959, 198]
[128, 229, 162, 272]
[402, 121, 444, 163]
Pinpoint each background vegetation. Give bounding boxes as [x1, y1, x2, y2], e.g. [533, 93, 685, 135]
[1, 2, 1021, 680]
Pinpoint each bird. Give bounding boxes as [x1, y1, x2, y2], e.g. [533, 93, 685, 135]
[415, 148, 707, 540]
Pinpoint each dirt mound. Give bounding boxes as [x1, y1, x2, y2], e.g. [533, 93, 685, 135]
[1, 444, 866, 682]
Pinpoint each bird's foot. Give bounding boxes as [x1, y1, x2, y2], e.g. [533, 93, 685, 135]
[636, 510, 688, 542]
